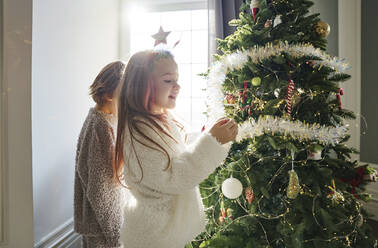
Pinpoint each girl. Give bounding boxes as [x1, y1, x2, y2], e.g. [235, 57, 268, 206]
[114, 50, 238, 248]
[74, 61, 126, 248]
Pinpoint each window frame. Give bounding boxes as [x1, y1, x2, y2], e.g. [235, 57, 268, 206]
[120, 0, 210, 131]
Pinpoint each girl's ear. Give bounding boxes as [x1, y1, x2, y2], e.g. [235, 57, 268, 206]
[104, 93, 113, 102]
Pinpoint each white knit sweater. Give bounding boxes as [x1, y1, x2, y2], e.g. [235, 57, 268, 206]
[120, 116, 230, 248]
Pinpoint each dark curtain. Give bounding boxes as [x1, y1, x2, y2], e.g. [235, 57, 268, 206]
[216, 0, 244, 38]
[208, 0, 245, 62]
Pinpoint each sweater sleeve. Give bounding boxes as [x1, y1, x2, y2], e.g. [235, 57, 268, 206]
[124, 121, 230, 195]
[86, 122, 123, 247]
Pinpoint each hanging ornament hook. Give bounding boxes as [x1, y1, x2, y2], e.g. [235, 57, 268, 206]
[287, 149, 300, 199]
[291, 150, 295, 171]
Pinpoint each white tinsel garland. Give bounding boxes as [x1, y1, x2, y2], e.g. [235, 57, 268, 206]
[206, 42, 349, 145]
[236, 116, 347, 145]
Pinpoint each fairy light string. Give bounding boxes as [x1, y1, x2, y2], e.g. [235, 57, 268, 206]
[197, 143, 364, 246]
[206, 41, 350, 124]
[198, 19, 373, 246]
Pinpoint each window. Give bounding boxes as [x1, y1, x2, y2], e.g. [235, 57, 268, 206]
[123, 1, 209, 132]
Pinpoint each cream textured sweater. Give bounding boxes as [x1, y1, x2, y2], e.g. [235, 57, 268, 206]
[120, 115, 230, 248]
[74, 108, 125, 247]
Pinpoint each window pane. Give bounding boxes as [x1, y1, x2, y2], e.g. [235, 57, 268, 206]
[161, 10, 191, 31]
[130, 12, 161, 34]
[174, 97, 192, 126]
[172, 31, 191, 64]
[191, 98, 208, 132]
[191, 30, 208, 63]
[127, 5, 208, 132]
[191, 63, 207, 98]
[191, 9, 208, 30]
[130, 34, 155, 54]
[178, 64, 192, 98]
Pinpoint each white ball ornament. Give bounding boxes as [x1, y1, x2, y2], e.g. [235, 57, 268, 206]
[222, 177, 243, 199]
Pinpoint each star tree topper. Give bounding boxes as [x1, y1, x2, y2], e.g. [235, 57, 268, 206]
[152, 26, 171, 47]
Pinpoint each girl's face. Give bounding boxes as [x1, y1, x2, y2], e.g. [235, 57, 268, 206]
[150, 57, 180, 113]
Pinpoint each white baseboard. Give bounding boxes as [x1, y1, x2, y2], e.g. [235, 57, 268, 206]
[34, 219, 82, 248]
[55, 233, 81, 248]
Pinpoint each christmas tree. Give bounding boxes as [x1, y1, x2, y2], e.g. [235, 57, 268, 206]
[190, 0, 378, 247]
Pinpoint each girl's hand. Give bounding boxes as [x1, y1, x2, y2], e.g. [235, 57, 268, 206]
[209, 118, 238, 144]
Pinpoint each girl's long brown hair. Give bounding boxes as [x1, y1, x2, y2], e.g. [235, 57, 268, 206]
[113, 50, 178, 186]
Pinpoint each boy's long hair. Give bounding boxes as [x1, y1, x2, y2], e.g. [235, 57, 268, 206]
[114, 50, 178, 186]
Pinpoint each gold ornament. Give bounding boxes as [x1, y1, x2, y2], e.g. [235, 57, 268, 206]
[251, 77, 261, 86]
[287, 170, 300, 199]
[282, 112, 291, 120]
[327, 180, 345, 204]
[315, 21, 330, 38]
[291, 90, 301, 108]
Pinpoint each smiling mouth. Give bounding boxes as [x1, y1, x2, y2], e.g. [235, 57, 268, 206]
[169, 96, 177, 100]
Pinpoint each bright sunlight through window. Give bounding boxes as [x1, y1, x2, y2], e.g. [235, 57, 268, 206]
[127, 3, 208, 132]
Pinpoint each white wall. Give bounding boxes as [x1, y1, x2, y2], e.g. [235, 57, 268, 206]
[1, 0, 34, 247]
[338, 0, 361, 161]
[311, 0, 338, 56]
[32, 0, 120, 245]
[339, 0, 378, 220]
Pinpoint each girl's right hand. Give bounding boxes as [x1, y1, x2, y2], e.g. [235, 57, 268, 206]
[209, 118, 238, 144]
